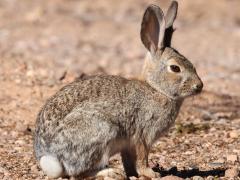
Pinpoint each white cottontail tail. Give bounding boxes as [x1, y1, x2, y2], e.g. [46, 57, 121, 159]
[34, 1, 203, 179]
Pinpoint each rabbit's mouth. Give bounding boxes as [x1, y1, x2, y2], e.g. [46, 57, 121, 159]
[179, 80, 203, 98]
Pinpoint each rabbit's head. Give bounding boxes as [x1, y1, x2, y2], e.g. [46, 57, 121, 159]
[141, 1, 203, 100]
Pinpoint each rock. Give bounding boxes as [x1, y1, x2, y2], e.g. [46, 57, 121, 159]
[103, 177, 116, 180]
[11, 131, 19, 138]
[226, 154, 238, 162]
[30, 165, 39, 173]
[201, 111, 213, 121]
[129, 177, 138, 180]
[206, 176, 214, 180]
[208, 158, 225, 167]
[15, 139, 26, 145]
[215, 158, 225, 163]
[0, 166, 8, 175]
[216, 118, 228, 124]
[184, 151, 193, 155]
[96, 168, 125, 179]
[3, 168, 10, 177]
[15, 122, 27, 132]
[138, 176, 152, 180]
[208, 162, 224, 168]
[192, 176, 204, 180]
[229, 130, 239, 138]
[25, 7, 43, 22]
[15, 78, 22, 84]
[233, 149, 240, 154]
[46, 79, 56, 87]
[26, 70, 34, 77]
[160, 176, 183, 180]
[214, 112, 233, 119]
[225, 167, 239, 178]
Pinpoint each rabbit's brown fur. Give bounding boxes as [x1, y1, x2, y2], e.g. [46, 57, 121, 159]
[34, 1, 203, 179]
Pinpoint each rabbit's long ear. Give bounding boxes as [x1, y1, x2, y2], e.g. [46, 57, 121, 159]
[164, 1, 178, 47]
[165, 1, 178, 28]
[141, 5, 166, 54]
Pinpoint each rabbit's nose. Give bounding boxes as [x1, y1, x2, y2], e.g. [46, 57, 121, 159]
[192, 81, 203, 93]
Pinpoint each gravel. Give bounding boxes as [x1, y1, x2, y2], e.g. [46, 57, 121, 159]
[0, 0, 239, 179]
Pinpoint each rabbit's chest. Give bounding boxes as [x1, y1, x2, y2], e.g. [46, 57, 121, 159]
[155, 103, 179, 128]
[144, 99, 182, 142]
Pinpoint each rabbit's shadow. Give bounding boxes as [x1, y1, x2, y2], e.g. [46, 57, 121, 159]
[153, 165, 226, 178]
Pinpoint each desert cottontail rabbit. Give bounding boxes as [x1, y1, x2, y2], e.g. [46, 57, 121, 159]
[34, 1, 203, 179]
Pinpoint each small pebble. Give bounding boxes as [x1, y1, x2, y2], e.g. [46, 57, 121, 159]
[208, 158, 225, 167]
[233, 149, 240, 154]
[25, 7, 43, 22]
[31, 165, 39, 173]
[208, 162, 224, 168]
[229, 130, 239, 138]
[139, 176, 151, 180]
[225, 167, 239, 178]
[129, 177, 138, 180]
[103, 177, 116, 180]
[15, 139, 26, 145]
[215, 112, 232, 119]
[160, 176, 183, 180]
[26, 70, 34, 77]
[192, 176, 204, 180]
[15, 122, 27, 132]
[206, 176, 214, 180]
[0, 167, 8, 174]
[201, 113, 212, 121]
[226, 154, 238, 162]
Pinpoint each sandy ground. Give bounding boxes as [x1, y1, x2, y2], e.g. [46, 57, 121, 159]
[0, 0, 239, 179]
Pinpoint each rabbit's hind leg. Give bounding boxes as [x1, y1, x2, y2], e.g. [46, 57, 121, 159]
[40, 155, 64, 178]
[62, 150, 119, 179]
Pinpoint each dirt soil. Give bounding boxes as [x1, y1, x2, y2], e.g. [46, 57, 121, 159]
[0, 0, 240, 179]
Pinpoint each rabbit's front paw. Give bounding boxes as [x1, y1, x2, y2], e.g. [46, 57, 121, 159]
[96, 168, 126, 179]
[138, 167, 160, 178]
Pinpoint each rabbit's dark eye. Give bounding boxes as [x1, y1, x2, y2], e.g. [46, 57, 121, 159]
[170, 65, 181, 73]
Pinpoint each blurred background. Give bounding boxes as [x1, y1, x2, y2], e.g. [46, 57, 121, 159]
[0, 0, 239, 179]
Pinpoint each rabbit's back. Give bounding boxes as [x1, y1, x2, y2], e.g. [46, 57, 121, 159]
[38, 75, 131, 123]
[35, 75, 152, 127]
